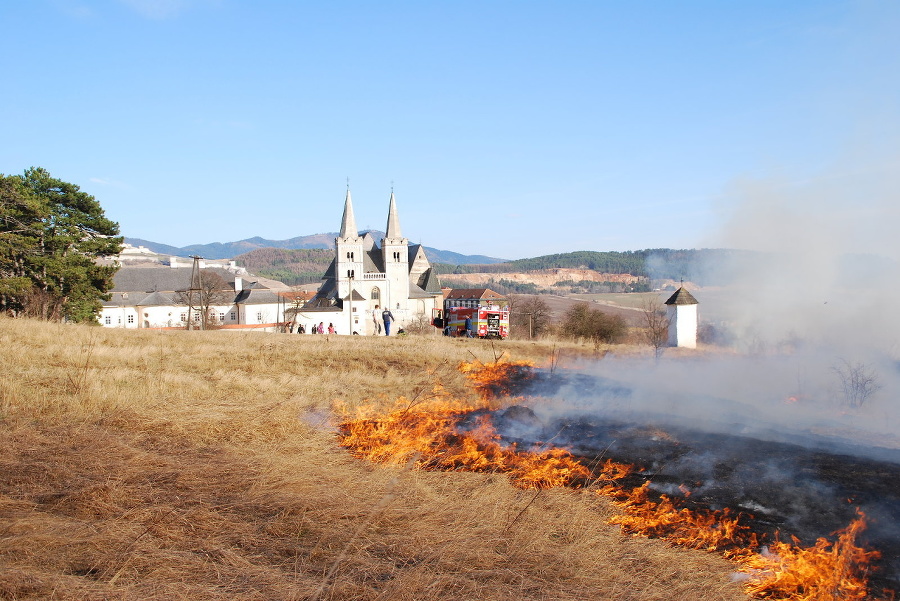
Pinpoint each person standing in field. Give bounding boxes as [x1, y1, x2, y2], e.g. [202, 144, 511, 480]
[382, 307, 395, 336]
[373, 305, 382, 335]
[465, 316, 474, 338]
[327, 323, 335, 335]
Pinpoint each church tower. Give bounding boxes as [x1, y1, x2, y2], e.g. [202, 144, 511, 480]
[381, 191, 409, 310]
[335, 188, 364, 300]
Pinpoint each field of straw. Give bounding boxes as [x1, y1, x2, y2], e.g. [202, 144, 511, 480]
[0, 318, 748, 600]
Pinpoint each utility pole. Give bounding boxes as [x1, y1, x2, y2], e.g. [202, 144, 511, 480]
[347, 273, 354, 335]
[187, 255, 204, 330]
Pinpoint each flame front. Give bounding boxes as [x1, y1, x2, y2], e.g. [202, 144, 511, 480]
[337, 360, 888, 600]
[339, 402, 591, 490]
[739, 509, 882, 601]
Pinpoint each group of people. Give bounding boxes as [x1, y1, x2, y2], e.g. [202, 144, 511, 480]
[293, 322, 335, 335]
[289, 306, 401, 337]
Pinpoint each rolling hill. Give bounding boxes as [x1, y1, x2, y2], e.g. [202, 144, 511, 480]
[125, 234, 505, 265]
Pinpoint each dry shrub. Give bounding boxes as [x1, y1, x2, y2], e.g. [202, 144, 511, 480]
[0, 317, 747, 600]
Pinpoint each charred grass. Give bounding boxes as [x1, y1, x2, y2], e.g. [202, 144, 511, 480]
[0, 318, 747, 600]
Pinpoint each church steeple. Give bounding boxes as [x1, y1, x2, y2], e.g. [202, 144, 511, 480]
[385, 191, 402, 239]
[339, 188, 358, 239]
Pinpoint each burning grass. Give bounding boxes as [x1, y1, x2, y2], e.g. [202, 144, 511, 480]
[336, 357, 891, 601]
[1, 317, 746, 601]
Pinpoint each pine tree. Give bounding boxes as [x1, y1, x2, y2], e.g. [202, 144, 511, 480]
[0, 168, 122, 321]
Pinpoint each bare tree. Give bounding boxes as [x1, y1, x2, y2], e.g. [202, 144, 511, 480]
[509, 294, 551, 339]
[832, 359, 882, 409]
[175, 269, 234, 330]
[404, 313, 434, 335]
[640, 295, 669, 360]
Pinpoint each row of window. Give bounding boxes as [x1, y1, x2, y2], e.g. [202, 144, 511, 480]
[104, 315, 135, 325]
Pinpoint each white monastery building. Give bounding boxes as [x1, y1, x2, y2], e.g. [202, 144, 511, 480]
[98, 258, 291, 331]
[664, 286, 699, 348]
[98, 190, 442, 335]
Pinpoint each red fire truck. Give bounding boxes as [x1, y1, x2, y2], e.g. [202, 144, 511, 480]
[434, 305, 510, 339]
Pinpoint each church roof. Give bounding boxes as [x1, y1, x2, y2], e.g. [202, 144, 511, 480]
[409, 282, 434, 299]
[338, 189, 358, 238]
[664, 287, 699, 305]
[364, 249, 383, 273]
[420, 268, 442, 294]
[385, 191, 402, 239]
[322, 258, 336, 279]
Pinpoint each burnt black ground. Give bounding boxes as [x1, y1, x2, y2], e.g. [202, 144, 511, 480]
[481, 399, 900, 594]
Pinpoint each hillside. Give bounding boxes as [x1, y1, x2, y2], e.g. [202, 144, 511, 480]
[438, 248, 754, 284]
[227, 247, 750, 290]
[0, 319, 748, 601]
[125, 235, 505, 265]
[233, 247, 334, 286]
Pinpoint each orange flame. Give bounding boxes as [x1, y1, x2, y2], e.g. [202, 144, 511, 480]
[339, 400, 590, 489]
[458, 359, 535, 400]
[336, 360, 889, 600]
[739, 509, 882, 601]
[600, 481, 760, 553]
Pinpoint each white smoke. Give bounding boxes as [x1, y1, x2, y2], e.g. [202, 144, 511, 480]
[534, 158, 900, 455]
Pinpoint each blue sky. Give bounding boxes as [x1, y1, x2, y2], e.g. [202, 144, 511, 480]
[2, 1, 899, 260]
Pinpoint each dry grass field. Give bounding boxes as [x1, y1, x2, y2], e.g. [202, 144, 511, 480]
[0, 318, 748, 601]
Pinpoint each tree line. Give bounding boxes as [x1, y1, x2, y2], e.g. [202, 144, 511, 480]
[1, 168, 122, 322]
[435, 248, 752, 285]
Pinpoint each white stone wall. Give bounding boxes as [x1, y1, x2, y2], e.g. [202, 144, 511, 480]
[667, 304, 698, 348]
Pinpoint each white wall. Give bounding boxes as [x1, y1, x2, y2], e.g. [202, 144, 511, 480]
[667, 304, 698, 348]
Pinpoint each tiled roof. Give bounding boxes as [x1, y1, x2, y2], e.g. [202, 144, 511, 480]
[137, 291, 178, 306]
[443, 288, 506, 301]
[664, 287, 699, 305]
[234, 289, 284, 305]
[111, 266, 240, 293]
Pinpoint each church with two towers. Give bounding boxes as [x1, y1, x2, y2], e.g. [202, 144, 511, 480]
[301, 189, 443, 335]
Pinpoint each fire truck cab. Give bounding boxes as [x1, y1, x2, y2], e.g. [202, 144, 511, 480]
[441, 306, 509, 339]
[434, 288, 510, 339]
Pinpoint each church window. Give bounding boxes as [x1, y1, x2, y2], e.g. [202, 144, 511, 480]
[127, 314, 134, 324]
[371, 287, 380, 301]
[104, 315, 111, 325]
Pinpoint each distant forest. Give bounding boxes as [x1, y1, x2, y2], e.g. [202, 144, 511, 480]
[236, 247, 751, 287]
[435, 249, 750, 285]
